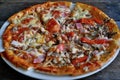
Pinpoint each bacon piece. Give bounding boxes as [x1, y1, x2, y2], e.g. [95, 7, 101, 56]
[76, 23, 84, 33]
[33, 55, 45, 64]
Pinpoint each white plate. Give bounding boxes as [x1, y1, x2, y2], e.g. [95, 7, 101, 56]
[0, 21, 120, 80]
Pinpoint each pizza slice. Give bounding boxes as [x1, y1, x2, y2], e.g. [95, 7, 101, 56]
[36, 1, 72, 24]
[69, 2, 120, 75]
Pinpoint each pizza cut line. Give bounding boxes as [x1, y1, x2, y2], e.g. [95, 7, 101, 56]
[1, 1, 120, 76]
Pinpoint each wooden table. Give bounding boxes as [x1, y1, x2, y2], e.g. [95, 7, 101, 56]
[0, 0, 120, 80]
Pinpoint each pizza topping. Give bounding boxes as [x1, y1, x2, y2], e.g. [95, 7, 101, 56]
[61, 34, 68, 42]
[21, 17, 34, 24]
[33, 55, 45, 63]
[72, 5, 91, 20]
[57, 43, 65, 51]
[95, 51, 105, 60]
[83, 66, 89, 72]
[75, 23, 84, 33]
[46, 18, 60, 33]
[76, 18, 103, 25]
[39, 5, 71, 24]
[71, 56, 88, 65]
[52, 10, 61, 19]
[66, 31, 75, 37]
[72, 47, 79, 53]
[11, 40, 24, 47]
[76, 18, 94, 25]
[12, 27, 29, 35]
[47, 41, 55, 47]
[41, 11, 52, 23]
[80, 37, 109, 44]
[107, 32, 117, 38]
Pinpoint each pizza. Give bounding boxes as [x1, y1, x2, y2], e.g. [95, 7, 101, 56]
[1, 1, 120, 76]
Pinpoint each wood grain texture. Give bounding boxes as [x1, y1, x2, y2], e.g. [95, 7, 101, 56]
[0, 1, 120, 80]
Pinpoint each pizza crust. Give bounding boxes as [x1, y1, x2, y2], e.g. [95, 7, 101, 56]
[1, 51, 31, 69]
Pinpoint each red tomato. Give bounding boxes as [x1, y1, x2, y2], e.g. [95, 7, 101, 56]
[46, 18, 60, 33]
[94, 39, 108, 44]
[77, 18, 94, 25]
[12, 27, 29, 41]
[93, 18, 103, 24]
[76, 18, 103, 25]
[21, 17, 33, 24]
[66, 32, 75, 37]
[52, 10, 61, 18]
[18, 35, 24, 42]
[80, 37, 95, 44]
[17, 27, 29, 35]
[80, 37, 108, 44]
[72, 56, 88, 65]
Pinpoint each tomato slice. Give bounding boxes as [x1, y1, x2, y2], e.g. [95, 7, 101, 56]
[66, 32, 75, 37]
[17, 27, 29, 35]
[77, 18, 94, 25]
[12, 27, 29, 41]
[80, 37, 95, 44]
[76, 18, 103, 25]
[52, 10, 61, 19]
[46, 18, 60, 33]
[93, 18, 103, 24]
[72, 56, 88, 65]
[21, 17, 33, 24]
[18, 35, 24, 42]
[80, 37, 108, 44]
[94, 39, 108, 44]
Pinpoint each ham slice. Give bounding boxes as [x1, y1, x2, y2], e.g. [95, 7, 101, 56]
[33, 55, 45, 63]
[76, 23, 84, 33]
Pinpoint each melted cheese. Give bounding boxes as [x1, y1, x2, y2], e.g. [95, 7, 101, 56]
[72, 47, 79, 53]
[42, 12, 52, 23]
[29, 49, 43, 56]
[55, 6, 70, 13]
[96, 51, 105, 60]
[72, 6, 91, 20]
[47, 41, 54, 47]
[36, 34, 45, 44]
[78, 53, 84, 58]
[11, 40, 24, 47]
